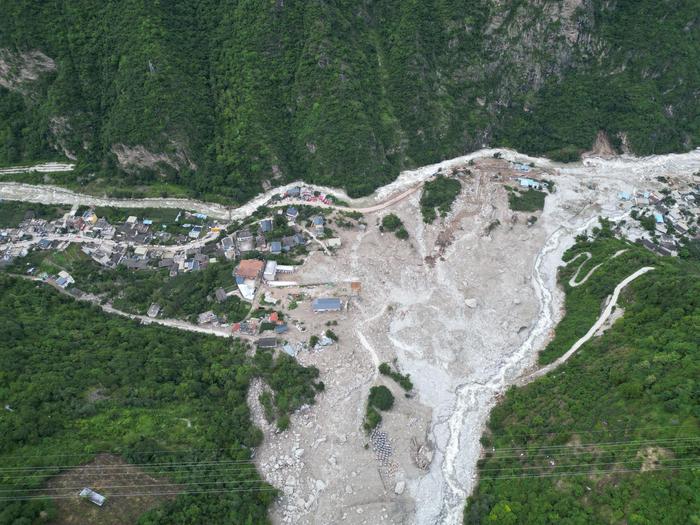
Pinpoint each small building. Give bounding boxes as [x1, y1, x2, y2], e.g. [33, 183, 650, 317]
[82, 210, 98, 225]
[215, 288, 228, 303]
[259, 219, 273, 233]
[654, 213, 664, 224]
[147, 303, 161, 318]
[189, 225, 203, 239]
[276, 264, 295, 274]
[237, 229, 255, 252]
[286, 187, 301, 198]
[312, 297, 343, 313]
[517, 178, 542, 190]
[197, 311, 218, 325]
[275, 323, 288, 334]
[312, 215, 325, 236]
[37, 238, 52, 250]
[326, 238, 342, 248]
[270, 241, 282, 255]
[256, 337, 278, 349]
[282, 343, 297, 357]
[79, 487, 106, 507]
[286, 207, 299, 221]
[126, 216, 138, 226]
[264, 260, 278, 281]
[618, 192, 632, 201]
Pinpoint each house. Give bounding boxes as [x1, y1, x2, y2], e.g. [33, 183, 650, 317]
[235, 259, 265, 280]
[37, 238, 52, 250]
[312, 297, 343, 312]
[270, 241, 282, 254]
[517, 178, 542, 190]
[256, 337, 278, 349]
[215, 287, 228, 302]
[134, 245, 149, 258]
[221, 235, 236, 259]
[79, 487, 106, 507]
[126, 216, 138, 227]
[618, 192, 632, 201]
[286, 187, 301, 198]
[282, 343, 297, 357]
[197, 311, 218, 325]
[147, 303, 161, 318]
[82, 210, 98, 225]
[312, 215, 325, 236]
[286, 207, 299, 221]
[189, 225, 203, 239]
[259, 219, 273, 233]
[275, 323, 288, 334]
[264, 260, 278, 281]
[123, 258, 148, 270]
[236, 229, 255, 252]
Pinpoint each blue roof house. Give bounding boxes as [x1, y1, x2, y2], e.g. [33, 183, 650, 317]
[312, 298, 343, 312]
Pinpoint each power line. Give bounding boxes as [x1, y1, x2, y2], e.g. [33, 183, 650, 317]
[0, 459, 256, 473]
[487, 440, 700, 461]
[480, 463, 700, 481]
[477, 456, 700, 473]
[0, 486, 279, 502]
[487, 436, 700, 454]
[0, 478, 271, 494]
[1, 464, 263, 483]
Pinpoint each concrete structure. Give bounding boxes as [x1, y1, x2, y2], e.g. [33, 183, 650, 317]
[264, 260, 277, 281]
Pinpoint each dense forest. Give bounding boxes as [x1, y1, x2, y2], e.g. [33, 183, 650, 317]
[464, 229, 700, 524]
[0, 1, 698, 202]
[0, 275, 322, 524]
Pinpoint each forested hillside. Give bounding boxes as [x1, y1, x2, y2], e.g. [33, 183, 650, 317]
[1, 1, 698, 202]
[0, 275, 322, 524]
[464, 232, 700, 524]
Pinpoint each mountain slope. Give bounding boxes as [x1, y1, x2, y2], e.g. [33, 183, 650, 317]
[465, 235, 700, 524]
[0, 0, 698, 201]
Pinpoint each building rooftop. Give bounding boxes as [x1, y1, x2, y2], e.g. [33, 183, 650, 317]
[312, 297, 343, 312]
[235, 258, 265, 280]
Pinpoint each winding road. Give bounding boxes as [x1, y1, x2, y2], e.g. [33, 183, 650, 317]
[520, 266, 654, 386]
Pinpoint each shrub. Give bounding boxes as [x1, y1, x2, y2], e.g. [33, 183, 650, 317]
[368, 385, 395, 411]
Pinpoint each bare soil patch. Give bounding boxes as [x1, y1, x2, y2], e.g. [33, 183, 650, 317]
[45, 454, 179, 525]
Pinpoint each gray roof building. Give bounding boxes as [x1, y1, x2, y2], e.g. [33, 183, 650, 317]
[312, 297, 343, 312]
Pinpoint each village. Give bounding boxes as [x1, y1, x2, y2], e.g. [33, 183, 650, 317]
[0, 185, 366, 358]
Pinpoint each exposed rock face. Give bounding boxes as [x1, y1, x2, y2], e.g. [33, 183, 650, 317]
[111, 143, 197, 173]
[0, 48, 56, 92]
